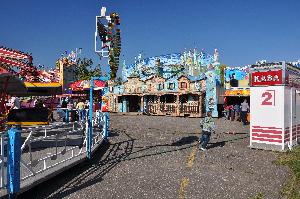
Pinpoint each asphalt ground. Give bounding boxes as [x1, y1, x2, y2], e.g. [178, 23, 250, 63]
[20, 114, 290, 199]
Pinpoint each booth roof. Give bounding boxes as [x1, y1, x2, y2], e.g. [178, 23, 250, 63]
[24, 82, 62, 96]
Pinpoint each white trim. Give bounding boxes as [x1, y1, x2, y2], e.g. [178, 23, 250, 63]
[251, 140, 282, 145]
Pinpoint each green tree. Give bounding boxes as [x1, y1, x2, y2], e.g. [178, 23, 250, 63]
[75, 58, 102, 80]
[115, 77, 123, 85]
[220, 64, 226, 86]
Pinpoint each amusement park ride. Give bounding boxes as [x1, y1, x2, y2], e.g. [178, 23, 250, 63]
[0, 47, 61, 127]
[0, 5, 121, 129]
[0, 46, 60, 83]
[0, 46, 38, 81]
[95, 6, 121, 80]
[0, 6, 121, 198]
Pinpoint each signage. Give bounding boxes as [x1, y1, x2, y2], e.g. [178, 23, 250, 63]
[261, 90, 275, 106]
[224, 89, 250, 96]
[251, 70, 283, 86]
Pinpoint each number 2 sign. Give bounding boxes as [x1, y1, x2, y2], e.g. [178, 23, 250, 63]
[261, 90, 275, 106]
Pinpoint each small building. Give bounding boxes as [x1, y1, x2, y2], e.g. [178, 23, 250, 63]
[250, 61, 300, 151]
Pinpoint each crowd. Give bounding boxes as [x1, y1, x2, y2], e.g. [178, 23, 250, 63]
[0, 95, 103, 125]
[223, 99, 250, 125]
[57, 97, 102, 123]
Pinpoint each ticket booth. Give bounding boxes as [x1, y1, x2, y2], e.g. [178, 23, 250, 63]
[250, 62, 300, 151]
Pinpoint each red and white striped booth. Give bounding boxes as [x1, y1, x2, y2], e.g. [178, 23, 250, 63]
[250, 62, 300, 151]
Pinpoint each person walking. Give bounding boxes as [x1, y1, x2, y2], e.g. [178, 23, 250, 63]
[240, 99, 249, 125]
[199, 111, 216, 151]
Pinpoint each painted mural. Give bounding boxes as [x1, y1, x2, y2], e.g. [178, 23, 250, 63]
[225, 66, 250, 89]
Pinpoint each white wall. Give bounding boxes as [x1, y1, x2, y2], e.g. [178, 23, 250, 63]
[284, 87, 300, 148]
[296, 89, 300, 144]
[250, 86, 285, 147]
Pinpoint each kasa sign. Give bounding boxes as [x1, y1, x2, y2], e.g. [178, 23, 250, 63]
[251, 70, 283, 86]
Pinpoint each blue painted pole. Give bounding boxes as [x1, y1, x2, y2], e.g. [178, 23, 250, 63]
[65, 109, 69, 123]
[88, 78, 94, 159]
[103, 112, 108, 140]
[144, 96, 148, 113]
[7, 128, 21, 198]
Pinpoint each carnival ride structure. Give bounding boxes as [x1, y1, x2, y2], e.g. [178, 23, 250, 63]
[0, 46, 60, 83]
[95, 7, 121, 80]
[0, 47, 64, 126]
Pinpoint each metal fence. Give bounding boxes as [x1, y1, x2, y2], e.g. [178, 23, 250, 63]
[179, 104, 199, 114]
[0, 111, 108, 197]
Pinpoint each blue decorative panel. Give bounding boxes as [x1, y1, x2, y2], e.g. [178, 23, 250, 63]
[205, 70, 218, 117]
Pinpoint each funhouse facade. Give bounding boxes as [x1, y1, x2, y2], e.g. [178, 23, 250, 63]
[108, 49, 223, 117]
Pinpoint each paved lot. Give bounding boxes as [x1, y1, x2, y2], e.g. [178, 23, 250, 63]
[20, 114, 290, 199]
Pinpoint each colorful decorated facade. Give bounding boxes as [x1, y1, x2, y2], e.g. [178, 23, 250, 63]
[109, 49, 222, 117]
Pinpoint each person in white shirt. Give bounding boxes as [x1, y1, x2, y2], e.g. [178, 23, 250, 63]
[10, 96, 20, 109]
[240, 99, 249, 125]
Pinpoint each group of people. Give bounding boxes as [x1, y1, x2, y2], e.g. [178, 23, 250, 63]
[224, 99, 250, 125]
[58, 97, 102, 123]
[58, 98, 86, 122]
[1, 96, 47, 112]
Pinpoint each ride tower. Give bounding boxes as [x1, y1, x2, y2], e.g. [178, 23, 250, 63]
[95, 6, 121, 80]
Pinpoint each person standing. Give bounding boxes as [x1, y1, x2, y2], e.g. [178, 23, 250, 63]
[227, 104, 233, 120]
[234, 103, 241, 122]
[199, 111, 216, 151]
[61, 98, 68, 109]
[240, 99, 249, 125]
[76, 99, 86, 122]
[10, 96, 20, 109]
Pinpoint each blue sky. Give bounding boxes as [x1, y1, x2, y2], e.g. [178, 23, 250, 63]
[1, 0, 300, 76]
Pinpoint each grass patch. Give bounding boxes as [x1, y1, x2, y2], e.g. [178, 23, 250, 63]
[251, 192, 264, 199]
[274, 146, 300, 199]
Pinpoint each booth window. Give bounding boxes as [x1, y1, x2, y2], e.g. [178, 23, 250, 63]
[180, 82, 187, 89]
[169, 83, 175, 90]
[158, 83, 164, 90]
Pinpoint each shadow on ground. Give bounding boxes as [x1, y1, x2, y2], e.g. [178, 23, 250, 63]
[19, 132, 198, 199]
[19, 131, 248, 198]
[171, 136, 198, 146]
